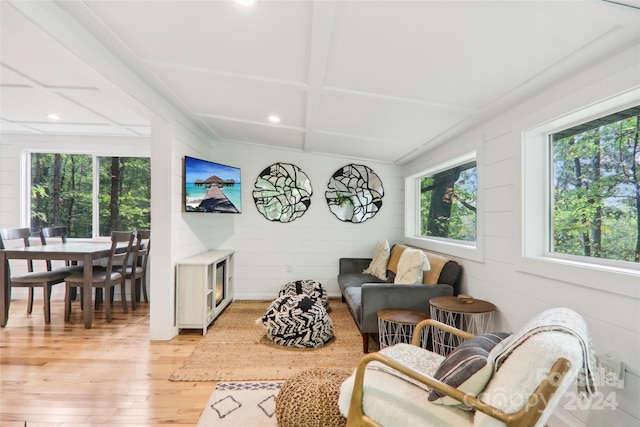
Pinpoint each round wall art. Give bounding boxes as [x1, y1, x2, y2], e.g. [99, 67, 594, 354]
[253, 162, 313, 223]
[325, 164, 384, 223]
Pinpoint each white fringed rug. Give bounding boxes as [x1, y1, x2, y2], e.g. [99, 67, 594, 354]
[197, 381, 282, 427]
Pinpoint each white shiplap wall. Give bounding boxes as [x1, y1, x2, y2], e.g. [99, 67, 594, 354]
[173, 143, 404, 300]
[0, 125, 403, 337]
[404, 43, 640, 426]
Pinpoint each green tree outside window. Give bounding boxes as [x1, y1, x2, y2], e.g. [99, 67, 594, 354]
[551, 106, 640, 263]
[31, 154, 150, 238]
[419, 161, 477, 242]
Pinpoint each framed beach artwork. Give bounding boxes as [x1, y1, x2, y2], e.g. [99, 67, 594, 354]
[183, 156, 242, 214]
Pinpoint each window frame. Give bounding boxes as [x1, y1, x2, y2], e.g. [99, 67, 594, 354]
[519, 89, 640, 298]
[24, 151, 150, 240]
[405, 151, 484, 262]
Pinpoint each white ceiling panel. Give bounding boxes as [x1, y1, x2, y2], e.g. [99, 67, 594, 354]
[325, 1, 628, 107]
[125, 126, 152, 137]
[309, 130, 416, 162]
[55, 88, 150, 126]
[316, 91, 471, 146]
[82, 0, 313, 83]
[0, 64, 34, 86]
[2, 0, 639, 164]
[152, 67, 308, 127]
[1, 1, 150, 139]
[0, 87, 110, 124]
[1, 22, 95, 88]
[201, 116, 305, 151]
[0, 118, 37, 134]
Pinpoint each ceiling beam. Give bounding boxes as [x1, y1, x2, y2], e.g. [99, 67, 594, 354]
[303, 0, 337, 154]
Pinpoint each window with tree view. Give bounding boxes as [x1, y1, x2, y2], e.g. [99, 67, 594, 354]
[31, 153, 151, 238]
[419, 161, 477, 242]
[551, 105, 640, 264]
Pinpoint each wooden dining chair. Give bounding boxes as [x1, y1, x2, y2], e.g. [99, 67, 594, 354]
[40, 226, 84, 299]
[113, 230, 150, 310]
[0, 227, 71, 323]
[64, 231, 134, 322]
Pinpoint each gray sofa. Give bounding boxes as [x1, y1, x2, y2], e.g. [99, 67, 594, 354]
[338, 244, 462, 352]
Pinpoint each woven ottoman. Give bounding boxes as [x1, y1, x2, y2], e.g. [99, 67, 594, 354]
[278, 279, 329, 310]
[260, 294, 334, 348]
[276, 368, 350, 427]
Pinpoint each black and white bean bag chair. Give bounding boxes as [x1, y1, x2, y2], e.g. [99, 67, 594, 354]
[278, 279, 329, 310]
[260, 294, 334, 348]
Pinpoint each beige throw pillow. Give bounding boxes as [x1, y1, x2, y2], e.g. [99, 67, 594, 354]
[363, 240, 390, 280]
[394, 248, 430, 284]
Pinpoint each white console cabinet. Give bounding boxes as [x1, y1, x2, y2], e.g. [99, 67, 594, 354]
[176, 249, 234, 335]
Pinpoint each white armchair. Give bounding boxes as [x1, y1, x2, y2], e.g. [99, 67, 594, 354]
[339, 308, 597, 427]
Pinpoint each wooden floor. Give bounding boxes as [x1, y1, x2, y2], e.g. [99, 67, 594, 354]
[0, 287, 214, 426]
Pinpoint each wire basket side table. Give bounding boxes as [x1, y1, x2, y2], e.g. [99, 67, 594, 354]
[429, 296, 496, 356]
[377, 309, 430, 349]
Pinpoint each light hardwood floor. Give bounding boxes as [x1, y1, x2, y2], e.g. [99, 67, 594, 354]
[0, 287, 214, 426]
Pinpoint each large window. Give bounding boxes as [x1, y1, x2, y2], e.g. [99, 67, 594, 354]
[30, 153, 151, 238]
[521, 89, 639, 296]
[405, 151, 482, 261]
[419, 161, 477, 242]
[551, 106, 640, 264]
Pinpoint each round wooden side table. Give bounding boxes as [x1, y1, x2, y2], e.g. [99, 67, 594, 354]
[429, 296, 496, 356]
[377, 309, 430, 349]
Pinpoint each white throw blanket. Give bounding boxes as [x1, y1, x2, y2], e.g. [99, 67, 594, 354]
[493, 307, 598, 397]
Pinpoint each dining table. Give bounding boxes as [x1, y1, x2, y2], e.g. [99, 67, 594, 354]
[1, 241, 116, 329]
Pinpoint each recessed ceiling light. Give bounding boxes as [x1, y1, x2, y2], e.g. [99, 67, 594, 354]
[268, 115, 281, 123]
[47, 114, 60, 120]
[234, 0, 256, 6]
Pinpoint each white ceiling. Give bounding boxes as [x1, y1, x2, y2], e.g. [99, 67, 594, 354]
[1, 0, 639, 164]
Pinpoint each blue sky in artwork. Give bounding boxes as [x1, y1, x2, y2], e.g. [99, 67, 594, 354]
[185, 157, 241, 183]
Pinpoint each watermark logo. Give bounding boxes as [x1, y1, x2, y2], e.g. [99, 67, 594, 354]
[466, 367, 621, 414]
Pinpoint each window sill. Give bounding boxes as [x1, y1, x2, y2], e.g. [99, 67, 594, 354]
[516, 255, 640, 299]
[404, 236, 483, 263]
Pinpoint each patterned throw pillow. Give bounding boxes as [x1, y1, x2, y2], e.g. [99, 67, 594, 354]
[363, 240, 390, 280]
[428, 332, 511, 405]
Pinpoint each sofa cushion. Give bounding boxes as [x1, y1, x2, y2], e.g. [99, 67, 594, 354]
[394, 248, 430, 284]
[438, 261, 462, 289]
[363, 240, 390, 280]
[429, 332, 511, 406]
[338, 273, 385, 291]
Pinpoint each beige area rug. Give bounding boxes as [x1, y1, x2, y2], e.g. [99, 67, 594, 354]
[197, 381, 281, 427]
[170, 299, 373, 381]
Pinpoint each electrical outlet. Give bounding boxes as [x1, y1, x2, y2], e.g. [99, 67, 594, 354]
[285, 264, 293, 273]
[598, 354, 625, 389]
